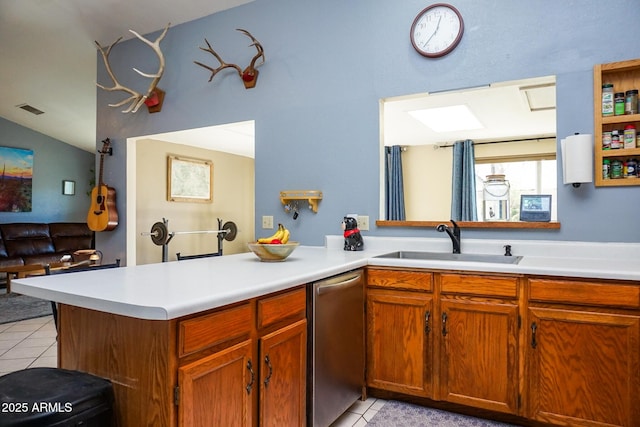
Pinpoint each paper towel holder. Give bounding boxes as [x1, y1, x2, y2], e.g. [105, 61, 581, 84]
[561, 132, 593, 188]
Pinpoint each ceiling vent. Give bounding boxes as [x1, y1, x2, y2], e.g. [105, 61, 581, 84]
[16, 103, 45, 115]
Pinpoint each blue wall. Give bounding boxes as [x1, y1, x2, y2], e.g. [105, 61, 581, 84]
[0, 117, 94, 223]
[95, 0, 640, 258]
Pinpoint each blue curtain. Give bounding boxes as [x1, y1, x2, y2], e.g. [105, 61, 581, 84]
[385, 145, 406, 220]
[450, 140, 477, 221]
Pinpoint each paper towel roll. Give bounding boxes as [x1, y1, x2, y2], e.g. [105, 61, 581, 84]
[561, 134, 593, 185]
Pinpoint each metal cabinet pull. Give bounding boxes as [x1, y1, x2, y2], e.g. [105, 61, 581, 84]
[442, 312, 448, 336]
[246, 360, 254, 394]
[531, 322, 537, 349]
[425, 310, 431, 334]
[264, 355, 273, 387]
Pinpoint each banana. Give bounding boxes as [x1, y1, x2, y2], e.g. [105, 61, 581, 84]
[257, 223, 285, 244]
[280, 227, 290, 244]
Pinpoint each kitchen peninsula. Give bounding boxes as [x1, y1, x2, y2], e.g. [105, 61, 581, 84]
[12, 237, 640, 427]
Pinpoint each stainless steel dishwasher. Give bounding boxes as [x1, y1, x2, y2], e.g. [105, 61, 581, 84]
[308, 269, 364, 427]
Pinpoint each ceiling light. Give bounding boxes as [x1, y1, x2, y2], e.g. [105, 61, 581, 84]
[408, 105, 483, 132]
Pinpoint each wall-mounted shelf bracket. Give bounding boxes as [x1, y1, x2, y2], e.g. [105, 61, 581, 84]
[280, 190, 323, 213]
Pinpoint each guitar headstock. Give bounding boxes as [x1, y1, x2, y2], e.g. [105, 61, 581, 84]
[99, 138, 113, 157]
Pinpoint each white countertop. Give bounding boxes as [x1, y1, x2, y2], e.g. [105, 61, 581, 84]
[12, 236, 640, 321]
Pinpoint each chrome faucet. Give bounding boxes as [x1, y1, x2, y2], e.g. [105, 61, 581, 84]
[436, 220, 461, 254]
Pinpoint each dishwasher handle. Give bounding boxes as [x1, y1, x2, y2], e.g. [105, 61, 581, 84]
[316, 273, 362, 295]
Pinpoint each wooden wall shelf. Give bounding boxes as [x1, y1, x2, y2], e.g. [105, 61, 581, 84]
[594, 58, 640, 186]
[280, 190, 322, 213]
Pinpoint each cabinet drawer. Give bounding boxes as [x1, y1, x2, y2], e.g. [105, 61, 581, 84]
[179, 303, 252, 357]
[440, 273, 518, 298]
[367, 268, 432, 291]
[257, 287, 306, 330]
[529, 278, 640, 309]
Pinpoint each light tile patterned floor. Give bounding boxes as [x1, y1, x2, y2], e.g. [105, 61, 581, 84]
[0, 315, 383, 425]
[0, 315, 57, 376]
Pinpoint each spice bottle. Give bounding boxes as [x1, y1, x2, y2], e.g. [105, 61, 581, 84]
[615, 92, 626, 115]
[611, 159, 624, 178]
[624, 124, 637, 148]
[625, 89, 638, 115]
[611, 130, 622, 149]
[602, 84, 614, 116]
[603, 159, 611, 179]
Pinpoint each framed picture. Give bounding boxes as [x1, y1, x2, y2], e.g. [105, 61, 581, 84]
[519, 194, 552, 222]
[167, 155, 213, 203]
[0, 146, 33, 212]
[62, 180, 75, 195]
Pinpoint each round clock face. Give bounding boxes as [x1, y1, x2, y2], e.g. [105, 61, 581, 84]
[410, 3, 464, 58]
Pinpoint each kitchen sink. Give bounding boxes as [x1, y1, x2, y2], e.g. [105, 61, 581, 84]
[375, 251, 522, 265]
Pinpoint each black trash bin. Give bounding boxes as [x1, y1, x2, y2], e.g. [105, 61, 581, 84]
[0, 367, 114, 427]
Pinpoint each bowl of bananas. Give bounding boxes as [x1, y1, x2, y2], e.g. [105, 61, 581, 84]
[248, 223, 299, 262]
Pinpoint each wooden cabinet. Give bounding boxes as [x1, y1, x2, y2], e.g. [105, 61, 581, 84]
[178, 340, 253, 427]
[594, 58, 640, 186]
[366, 269, 434, 397]
[366, 268, 520, 414]
[526, 278, 640, 426]
[58, 286, 307, 427]
[439, 273, 519, 415]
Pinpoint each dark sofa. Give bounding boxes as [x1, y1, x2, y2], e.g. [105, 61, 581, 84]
[0, 222, 94, 269]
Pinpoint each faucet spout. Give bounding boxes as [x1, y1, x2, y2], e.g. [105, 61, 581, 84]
[436, 220, 461, 254]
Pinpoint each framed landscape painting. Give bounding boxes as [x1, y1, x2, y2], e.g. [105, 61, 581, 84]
[0, 146, 33, 212]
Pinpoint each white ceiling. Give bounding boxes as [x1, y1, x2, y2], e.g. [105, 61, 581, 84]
[0, 0, 254, 154]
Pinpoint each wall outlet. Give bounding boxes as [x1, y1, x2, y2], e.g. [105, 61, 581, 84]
[262, 215, 274, 229]
[358, 215, 369, 231]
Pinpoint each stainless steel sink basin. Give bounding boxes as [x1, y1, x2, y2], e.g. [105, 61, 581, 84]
[375, 251, 522, 265]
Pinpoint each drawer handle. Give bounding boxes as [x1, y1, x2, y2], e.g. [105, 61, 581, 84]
[425, 310, 431, 334]
[246, 359, 254, 394]
[531, 322, 537, 349]
[442, 312, 448, 336]
[264, 355, 273, 387]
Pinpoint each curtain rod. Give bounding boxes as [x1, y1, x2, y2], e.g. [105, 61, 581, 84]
[434, 136, 556, 149]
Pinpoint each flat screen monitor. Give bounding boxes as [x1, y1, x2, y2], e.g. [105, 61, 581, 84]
[519, 194, 552, 222]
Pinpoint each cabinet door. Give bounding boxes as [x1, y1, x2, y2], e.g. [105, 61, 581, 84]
[259, 319, 307, 427]
[440, 299, 519, 414]
[367, 288, 434, 397]
[178, 340, 253, 427]
[527, 307, 640, 426]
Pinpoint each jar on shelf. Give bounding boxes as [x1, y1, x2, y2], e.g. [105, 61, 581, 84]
[482, 174, 510, 221]
[602, 131, 612, 149]
[611, 130, 622, 149]
[602, 84, 614, 116]
[615, 92, 626, 115]
[624, 158, 638, 178]
[624, 125, 637, 148]
[603, 159, 611, 179]
[625, 89, 638, 115]
[611, 159, 624, 179]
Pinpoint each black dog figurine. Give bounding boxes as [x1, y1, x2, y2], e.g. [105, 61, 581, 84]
[342, 216, 364, 251]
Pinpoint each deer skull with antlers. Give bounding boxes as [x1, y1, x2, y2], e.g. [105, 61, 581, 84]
[95, 24, 170, 113]
[194, 29, 265, 89]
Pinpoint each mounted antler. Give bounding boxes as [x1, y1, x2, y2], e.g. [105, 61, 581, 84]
[95, 24, 170, 113]
[194, 29, 265, 89]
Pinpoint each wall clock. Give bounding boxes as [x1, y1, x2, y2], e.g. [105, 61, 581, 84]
[410, 3, 464, 58]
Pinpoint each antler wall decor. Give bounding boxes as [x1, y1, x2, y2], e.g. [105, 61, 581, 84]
[194, 29, 265, 89]
[95, 23, 170, 113]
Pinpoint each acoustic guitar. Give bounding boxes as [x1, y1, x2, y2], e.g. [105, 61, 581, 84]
[87, 138, 118, 231]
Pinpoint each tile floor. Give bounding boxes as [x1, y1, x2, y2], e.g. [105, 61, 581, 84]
[0, 315, 57, 376]
[0, 314, 383, 426]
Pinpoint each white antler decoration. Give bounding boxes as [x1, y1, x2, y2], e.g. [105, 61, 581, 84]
[95, 24, 170, 113]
